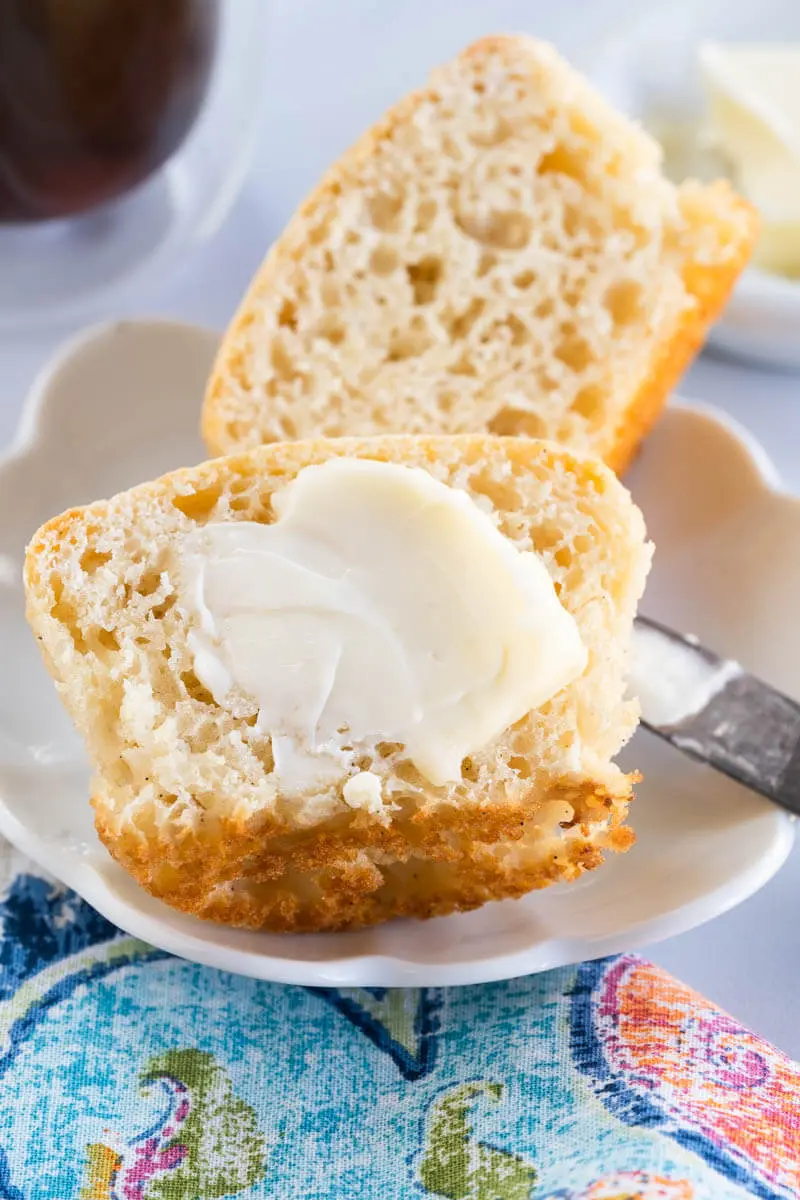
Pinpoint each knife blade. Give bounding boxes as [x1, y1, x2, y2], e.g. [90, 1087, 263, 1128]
[632, 615, 800, 818]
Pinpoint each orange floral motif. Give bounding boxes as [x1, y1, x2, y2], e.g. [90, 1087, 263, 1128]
[543, 1172, 693, 1200]
[577, 957, 800, 1200]
[582, 1173, 694, 1199]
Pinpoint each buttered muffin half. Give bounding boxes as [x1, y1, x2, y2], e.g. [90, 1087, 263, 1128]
[25, 435, 650, 932]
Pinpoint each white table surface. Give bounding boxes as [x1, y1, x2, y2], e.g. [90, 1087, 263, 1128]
[1, 0, 799, 1057]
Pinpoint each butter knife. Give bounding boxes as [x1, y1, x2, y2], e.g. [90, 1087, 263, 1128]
[632, 616, 800, 818]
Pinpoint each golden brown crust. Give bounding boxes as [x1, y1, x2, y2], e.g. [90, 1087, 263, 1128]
[608, 184, 759, 474]
[95, 773, 635, 932]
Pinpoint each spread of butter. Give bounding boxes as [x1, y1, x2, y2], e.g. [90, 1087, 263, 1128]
[179, 459, 587, 795]
[630, 622, 741, 729]
[700, 42, 800, 277]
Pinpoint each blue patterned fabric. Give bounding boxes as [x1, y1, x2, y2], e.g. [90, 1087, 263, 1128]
[0, 872, 796, 1199]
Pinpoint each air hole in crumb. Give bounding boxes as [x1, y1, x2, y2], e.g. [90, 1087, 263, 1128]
[151, 595, 175, 621]
[470, 468, 519, 512]
[173, 483, 222, 521]
[135, 636, 150, 648]
[617, 211, 650, 251]
[555, 330, 593, 373]
[370, 245, 398, 276]
[498, 313, 530, 347]
[604, 279, 643, 327]
[451, 353, 476, 378]
[316, 315, 346, 345]
[513, 269, 536, 289]
[487, 406, 546, 439]
[50, 586, 88, 653]
[226, 420, 250, 444]
[137, 571, 161, 596]
[573, 533, 594, 556]
[395, 760, 420, 785]
[95, 628, 119, 652]
[270, 339, 296, 382]
[533, 523, 566, 553]
[377, 741, 403, 758]
[366, 188, 404, 232]
[192, 791, 218, 811]
[569, 111, 597, 140]
[250, 737, 275, 773]
[437, 390, 456, 413]
[79, 548, 111, 574]
[455, 209, 532, 251]
[415, 198, 438, 233]
[461, 756, 480, 783]
[279, 416, 297, 439]
[278, 299, 297, 331]
[308, 219, 332, 248]
[229, 496, 250, 513]
[555, 546, 573, 570]
[469, 115, 513, 147]
[538, 144, 587, 182]
[386, 331, 431, 362]
[321, 278, 339, 306]
[571, 384, 604, 420]
[508, 755, 531, 779]
[445, 297, 485, 340]
[563, 204, 580, 238]
[477, 252, 496, 278]
[442, 135, 463, 162]
[406, 256, 442, 305]
[181, 670, 215, 705]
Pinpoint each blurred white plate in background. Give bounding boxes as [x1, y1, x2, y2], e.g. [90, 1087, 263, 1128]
[583, 0, 800, 370]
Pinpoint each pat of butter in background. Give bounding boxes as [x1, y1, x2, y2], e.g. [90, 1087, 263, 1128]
[700, 42, 800, 277]
[179, 459, 587, 796]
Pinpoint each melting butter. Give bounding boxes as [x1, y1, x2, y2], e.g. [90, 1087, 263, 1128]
[179, 459, 587, 792]
[630, 622, 741, 729]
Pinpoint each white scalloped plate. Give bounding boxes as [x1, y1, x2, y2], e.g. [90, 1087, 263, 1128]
[0, 320, 795, 986]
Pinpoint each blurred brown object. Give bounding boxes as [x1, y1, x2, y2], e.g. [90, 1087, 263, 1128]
[0, 0, 219, 222]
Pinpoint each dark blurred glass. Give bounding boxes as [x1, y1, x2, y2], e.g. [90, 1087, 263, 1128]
[0, 0, 219, 222]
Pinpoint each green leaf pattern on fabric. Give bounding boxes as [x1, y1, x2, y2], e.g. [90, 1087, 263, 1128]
[142, 1049, 266, 1200]
[420, 1082, 537, 1200]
